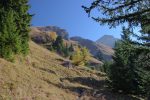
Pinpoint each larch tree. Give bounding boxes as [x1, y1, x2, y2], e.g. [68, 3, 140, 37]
[81, 47, 91, 64]
[49, 32, 57, 42]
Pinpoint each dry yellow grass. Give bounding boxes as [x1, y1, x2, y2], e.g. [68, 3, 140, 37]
[0, 41, 103, 100]
[0, 41, 143, 100]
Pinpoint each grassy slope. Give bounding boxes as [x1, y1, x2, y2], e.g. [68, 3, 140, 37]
[0, 41, 143, 100]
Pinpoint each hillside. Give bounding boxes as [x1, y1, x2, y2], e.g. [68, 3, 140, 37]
[30, 26, 69, 40]
[96, 35, 119, 48]
[70, 36, 114, 61]
[0, 41, 141, 100]
[30, 27, 114, 62]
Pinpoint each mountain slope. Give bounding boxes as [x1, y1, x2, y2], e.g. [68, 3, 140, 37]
[96, 35, 118, 48]
[30, 28, 103, 66]
[0, 41, 141, 100]
[30, 26, 69, 40]
[30, 26, 114, 61]
[70, 36, 114, 61]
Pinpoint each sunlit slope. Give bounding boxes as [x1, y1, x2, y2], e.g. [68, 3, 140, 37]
[0, 41, 102, 100]
[0, 41, 142, 100]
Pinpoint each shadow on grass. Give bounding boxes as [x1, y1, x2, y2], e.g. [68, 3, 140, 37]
[33, 66, 56, 75]
[62, 77, 105, 89]
[43, 77, 141, 100]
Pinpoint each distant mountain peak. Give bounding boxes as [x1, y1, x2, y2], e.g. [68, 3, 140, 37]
[102, 35, 114, 38]
[96, 35, 119, 48]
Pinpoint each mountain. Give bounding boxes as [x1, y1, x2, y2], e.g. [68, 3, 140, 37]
[30, 27, 103, 66]
[30, 26, 114, 61]
[30, 26, 69, 40]
[70, 36, 114, 61]
[96, 35, 119, 48]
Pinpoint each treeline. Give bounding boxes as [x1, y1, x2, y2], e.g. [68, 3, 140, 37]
[83, 0, 150, 98]
[0, 0, 31, 61]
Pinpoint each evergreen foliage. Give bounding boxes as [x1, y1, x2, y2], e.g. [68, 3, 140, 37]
[0, 9, 21, 60]
[0, 0, 31, 60]
[108, 41, 140, 93]
[52, 36, 64, 54]
[68, 44, 74, 52]
[107, 28, 150, 95]
[63, 44, 70, 57]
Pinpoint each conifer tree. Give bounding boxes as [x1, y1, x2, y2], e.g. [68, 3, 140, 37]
[109, 43, 140, 93]
[63, 44, 70, 57]
[53, 36, 64, 54]
[0, 9, 21, 60]
[0, 0, 31, 60]
[14, 0, 32, 54]
[69, 44, 74, 52]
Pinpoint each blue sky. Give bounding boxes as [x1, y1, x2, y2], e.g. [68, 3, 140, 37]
[29, 0, 122, 41]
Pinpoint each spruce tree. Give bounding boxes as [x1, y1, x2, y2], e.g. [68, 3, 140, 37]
[14, 0, 32, 54]
[0, 9, 21, 60]
[0, 0, 31, 60]
[109, 43, 140, 93]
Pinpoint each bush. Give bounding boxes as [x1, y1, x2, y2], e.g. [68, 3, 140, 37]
[71, 47, 90, 66]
